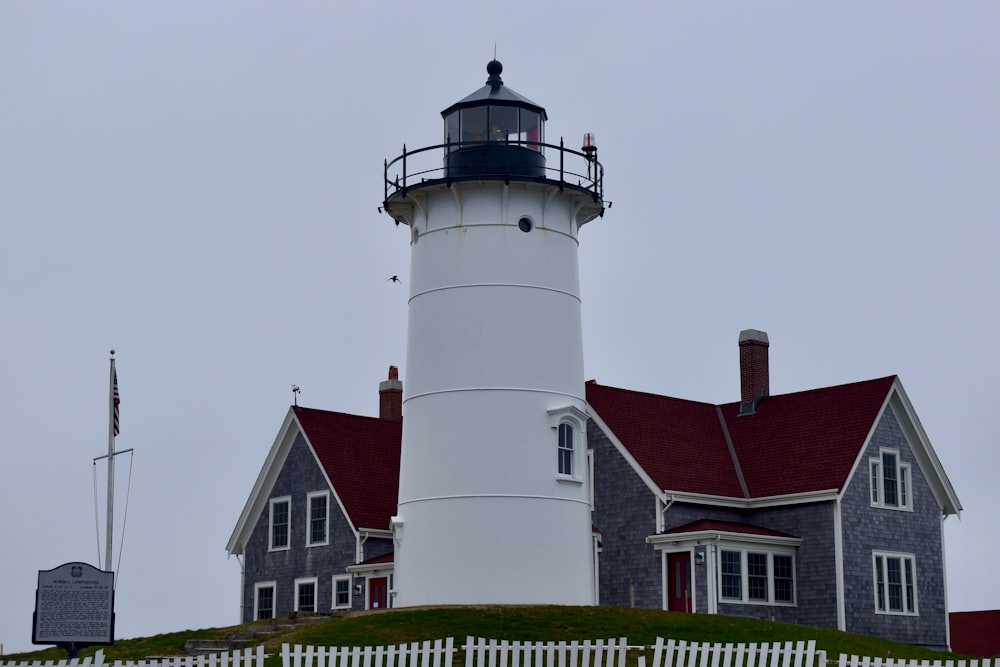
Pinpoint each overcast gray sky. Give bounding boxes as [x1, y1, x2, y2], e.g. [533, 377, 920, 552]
[2, 1, 998, 655]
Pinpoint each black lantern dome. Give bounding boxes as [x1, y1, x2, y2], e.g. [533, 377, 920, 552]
[441, 60, 547, 178]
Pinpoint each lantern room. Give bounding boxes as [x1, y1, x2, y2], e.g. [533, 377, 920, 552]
[441, 60, 547, 178]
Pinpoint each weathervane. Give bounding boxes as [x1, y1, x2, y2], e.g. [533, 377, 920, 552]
[292, 385, 301, 406]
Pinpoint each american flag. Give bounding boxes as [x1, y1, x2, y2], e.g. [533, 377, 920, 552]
[113, 369, 120, 436]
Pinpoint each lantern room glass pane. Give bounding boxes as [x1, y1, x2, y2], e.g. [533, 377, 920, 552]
[444, 111, 460, 153]
[520, 108, 543, 151]
[461, 106, 487, 143]
[489, 105, 518, 142]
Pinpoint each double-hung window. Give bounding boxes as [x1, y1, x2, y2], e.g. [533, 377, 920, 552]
[254, 582, 275, 620]
[547, 405, 588, 483]
[307, 491, 329, 547]
[269, 496, 291, 551]
[295, 577, 317, 612]
[719, 549, 795, 605]
[870, 449, 912, 510]
[332, 575, 352, 610]
[558, 423, 574, 475]
[873, 552, 917, 614]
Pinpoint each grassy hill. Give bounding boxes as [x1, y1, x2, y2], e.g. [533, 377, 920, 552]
[6, 606, 964, 663]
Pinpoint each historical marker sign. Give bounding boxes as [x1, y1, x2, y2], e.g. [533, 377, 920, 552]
[33, 562, 115, 648]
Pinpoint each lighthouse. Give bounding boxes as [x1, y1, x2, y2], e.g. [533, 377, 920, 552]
[382, 60, 605, 606]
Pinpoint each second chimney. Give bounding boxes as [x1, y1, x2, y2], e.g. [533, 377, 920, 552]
[379, 365, 403, 422]
[739, 329, 769, 415]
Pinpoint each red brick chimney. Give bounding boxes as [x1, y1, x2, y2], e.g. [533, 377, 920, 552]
[739, 329, 769, 415]
[379, 365, 403, 422]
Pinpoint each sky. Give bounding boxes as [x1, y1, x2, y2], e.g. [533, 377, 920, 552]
[2, 0, 998, 655]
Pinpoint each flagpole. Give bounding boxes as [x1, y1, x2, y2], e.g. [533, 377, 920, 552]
[106, 351, 116, 572]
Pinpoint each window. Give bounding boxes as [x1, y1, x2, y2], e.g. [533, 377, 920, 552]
[870, 449, 912, 510]
[720, 550, 742, 600]
[773, 554, 794, 603]
[307, 492, 329, 547]
[333, 575, 352, 610]
[558, 423, 574, 475]
[254, 582, 275, 620]
[295, 577, 317, 613]
[747, 552, 768, 601]
[719, 549, 796, 605]
[873, 552, 917, 614]
[547, 405, 587, 483]
[269, 497, 290, 551]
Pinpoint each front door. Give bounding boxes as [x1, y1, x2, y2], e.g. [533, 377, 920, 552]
[368, 577, 388, 609]
[667, 552, 692, 612]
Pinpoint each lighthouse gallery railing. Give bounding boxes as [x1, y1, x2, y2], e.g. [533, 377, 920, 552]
[383, 139, 604, 206]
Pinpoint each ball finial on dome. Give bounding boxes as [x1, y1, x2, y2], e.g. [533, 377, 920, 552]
[486, 59, 503, 88]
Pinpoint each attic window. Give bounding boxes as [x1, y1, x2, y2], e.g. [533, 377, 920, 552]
[870, 449, 912, 511]
[269, 496, 290, 551]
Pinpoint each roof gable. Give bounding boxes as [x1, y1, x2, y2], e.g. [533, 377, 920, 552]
[294, 406, 401, 532]
[587, 376, 905, 501]
[723, 376, 896, 497]
[227, 406, 401, 555]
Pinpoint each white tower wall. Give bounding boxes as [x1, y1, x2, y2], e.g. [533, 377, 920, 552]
[391, 179, 598, 606]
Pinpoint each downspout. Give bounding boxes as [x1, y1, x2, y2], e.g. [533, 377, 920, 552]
[707, 535, 721, 615]
[658, 494, 675, 610]
[235, 554, 245, 623]
[942, 512, 951, 651]
[834, 497, 846, 631]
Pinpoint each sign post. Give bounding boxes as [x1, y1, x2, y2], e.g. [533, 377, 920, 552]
[32, 562, 115, 658]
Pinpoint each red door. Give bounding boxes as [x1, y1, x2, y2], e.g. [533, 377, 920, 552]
[667, 552, 692, 612]
[369, 577, 388, 609]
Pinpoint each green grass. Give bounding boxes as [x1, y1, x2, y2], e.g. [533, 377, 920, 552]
[4, 606, 965, 663]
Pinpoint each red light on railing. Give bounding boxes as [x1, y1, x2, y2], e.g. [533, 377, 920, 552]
[582, 133, 597, 152]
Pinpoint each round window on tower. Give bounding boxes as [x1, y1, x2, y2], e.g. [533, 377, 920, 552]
[518, 216, 533, 233]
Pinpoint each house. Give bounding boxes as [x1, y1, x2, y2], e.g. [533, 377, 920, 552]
[226, 332, 962, 650]
[949, 610, 1000, 657]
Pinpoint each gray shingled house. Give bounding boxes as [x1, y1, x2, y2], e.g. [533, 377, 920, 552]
[227, 332, 962, 650]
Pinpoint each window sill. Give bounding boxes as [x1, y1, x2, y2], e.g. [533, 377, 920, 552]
[556, 475, 583, 486]
[719, 599, 797, 607]
[869, 503, 914, 512]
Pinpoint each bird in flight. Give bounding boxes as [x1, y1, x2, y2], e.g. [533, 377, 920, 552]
[388, 275, 401, 283]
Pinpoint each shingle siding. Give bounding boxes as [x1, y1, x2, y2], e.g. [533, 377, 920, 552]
[242, 433, 361, 620]
[840, 406, 948, 649]
[590, 420, 661, 608]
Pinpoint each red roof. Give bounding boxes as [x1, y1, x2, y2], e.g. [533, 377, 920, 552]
[950, 610, 1000, 657]
[293, 406, 401, 532]
[585, 383, 744, 497]
[586, 376, 896, 499]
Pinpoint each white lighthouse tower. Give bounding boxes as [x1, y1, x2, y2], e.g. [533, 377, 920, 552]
[382, 60, 605, 607]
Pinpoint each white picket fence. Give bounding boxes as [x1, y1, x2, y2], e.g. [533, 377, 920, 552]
[835, 655, 998, 667]
[4, 638, 998, 667]
[0, 646, 265, 667]
[281, 638, 454, 667]
[639, 639, 823, 667]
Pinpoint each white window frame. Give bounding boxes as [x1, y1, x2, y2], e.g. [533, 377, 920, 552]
[306, 491, 330, 547]
[253, 581, 276, 620]
[873, 551, 918, 615]
[332, 574, 352, 610]
[870, 448, 913, 511]
[269, 496, 291, 551]
[717, 548, 796, 606]
[294, 576, 318, 613]
[547, 405, 588, 484]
